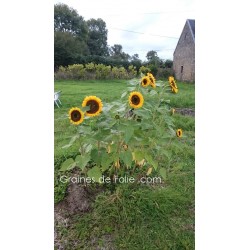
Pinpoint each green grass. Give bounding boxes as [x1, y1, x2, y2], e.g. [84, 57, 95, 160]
[54, 79, 195, 249]
[168, 82, 195, 108]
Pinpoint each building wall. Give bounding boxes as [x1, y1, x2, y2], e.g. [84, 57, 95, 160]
[173, 22, 195, 82]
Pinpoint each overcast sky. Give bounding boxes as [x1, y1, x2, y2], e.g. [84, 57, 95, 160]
[54, 0, 195, 61]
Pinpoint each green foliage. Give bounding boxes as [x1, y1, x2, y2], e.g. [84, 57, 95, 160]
[156, 67, 174, 79]
[86, 18, 109, 56]
[109, 44, 130, 61]
[67, 64, 86, 79]
[59, 75, 181, 182]
[54, 3, 88, 39]
[148, 64, 158, 76]
[54, 31, 89, 67]
[54, 3, 90, 68]
[128, 65, 137, 78]
[165, 59, 173, 68]
[139, 65, 150, 74]
[55, 63, 136, 80]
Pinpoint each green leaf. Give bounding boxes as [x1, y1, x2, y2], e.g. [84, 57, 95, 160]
[62, 134, 79, 149]
[127, 86, 136, 91]
[87, 166, 102, 183]
[124, 127, 134, 144]
[101, 152, 113, 171]
[133, 108, 152, 119]
[121, 91, 128, 98]
[141, 122, 153, 130]
[75, 154, 91, 170]
[77, 125, 92, 135]
[120, 151, 133, 166]
[134, 150, 144, 161]
[159, 167, 167, 180]
[91, 148, 101, 165]
[149, 90, 158, 96]
[145, 154, 158, 170]
[60, 158, 76, 171]
[116, 103, 127, 113]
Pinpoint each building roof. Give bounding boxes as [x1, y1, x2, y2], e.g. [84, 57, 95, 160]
[187, 19, 195, 41]
[173, 19, 195, 55]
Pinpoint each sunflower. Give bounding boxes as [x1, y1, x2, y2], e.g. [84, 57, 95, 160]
[128, 91, 144, 109]
[68, 107, 84, 125]
[82, 96, 103, 117]
[176, 129, 183, 138]
[170, 81, 178, 88]
[168, 76, 178, 89]
[171, 87, 178, 94]
[150, 82, 156, 88]
[168, 76, 174, 82]
[147, 73, 156, 88]
[140, 76, 150, 87]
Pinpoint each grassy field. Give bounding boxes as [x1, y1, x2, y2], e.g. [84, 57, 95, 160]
[54, 79, 195, 249]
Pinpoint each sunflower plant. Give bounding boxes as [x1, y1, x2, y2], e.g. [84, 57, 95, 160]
[60, 73, 182, 183]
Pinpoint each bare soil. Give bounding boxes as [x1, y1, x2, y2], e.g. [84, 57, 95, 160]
[54, 173, 107, 249]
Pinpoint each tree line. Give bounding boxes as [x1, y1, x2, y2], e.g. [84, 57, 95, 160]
[54, 3, 173, 74]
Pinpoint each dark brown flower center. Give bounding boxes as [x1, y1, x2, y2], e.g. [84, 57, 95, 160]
[86, 100, 99, 114]
[131, 95, 140, 105]
[71, 110, 81, 122]
[142, 79, 148, 85]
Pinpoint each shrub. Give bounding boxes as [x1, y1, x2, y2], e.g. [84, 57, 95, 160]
[54, 63, 143, 80]
[67, 64, 86, 80]
[156, 68, 174, 79]
[128, 65, 137, 78]
[139, 65, 150, 75]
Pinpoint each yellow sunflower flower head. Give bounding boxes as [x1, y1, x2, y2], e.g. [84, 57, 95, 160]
[171, 87, 178, 94]
[168, 76, 177, 88]
[147, 73, 156, 88]
[68, 107, 84, 125]
[176, 129, 183, 138]
[150, 82, 156, 88]
[128, 91, 144, 109]
[82, 96, 103, 117]
[168, 76, 174, 82]
[171, 81, 178, 89]
[140, 76, 150, 87]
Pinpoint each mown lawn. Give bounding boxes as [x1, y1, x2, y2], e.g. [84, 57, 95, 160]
[54, 79, 195, 250]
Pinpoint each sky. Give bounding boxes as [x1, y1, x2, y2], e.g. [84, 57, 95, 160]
[54, 0, 195, 61]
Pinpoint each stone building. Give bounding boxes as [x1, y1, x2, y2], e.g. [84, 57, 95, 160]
[173, 19, 195, 82]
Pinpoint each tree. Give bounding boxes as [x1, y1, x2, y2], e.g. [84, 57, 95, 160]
[110, 44, 130, 61]
[54, 31, 89, 68]
[164, 59, 173, 68]
[130, 54, 142, 70]
[146, 50, 160, 63]
[86, 18, 109, 56]
[54, 3, 88, 40]
[54, 3, 89, 68]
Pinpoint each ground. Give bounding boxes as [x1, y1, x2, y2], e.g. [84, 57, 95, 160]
[54, 79, 195, 250]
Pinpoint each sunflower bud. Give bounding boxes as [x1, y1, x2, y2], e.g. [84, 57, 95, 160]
[114, 160, 120, 168]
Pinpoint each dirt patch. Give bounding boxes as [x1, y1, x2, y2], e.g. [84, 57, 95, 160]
[175, 108, 195, 117]
[54, 173, 108, 249]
